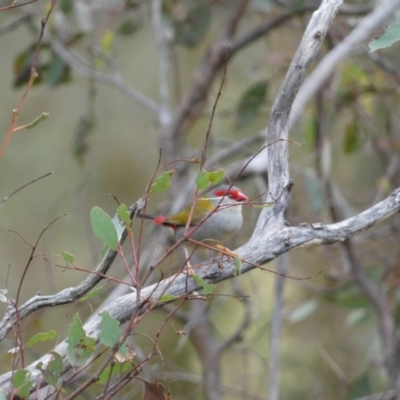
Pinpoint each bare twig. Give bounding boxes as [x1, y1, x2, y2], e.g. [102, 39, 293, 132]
[0, 172, 52, 208]
[0, 0, 57, 158]
[0, 0, 37, 11]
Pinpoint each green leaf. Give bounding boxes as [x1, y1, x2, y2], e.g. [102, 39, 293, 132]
[90, 207, 119, 250]
[118, 20, 139, 36]
[13, 369, 32, 398]
[98, 362, 131, 384]
[118, 204, 131, 227]
[233, 254, 242, 275]
[36, 352, 63, 388]
[369, 15, 400, 52]
[66, 314, 95, 366]
[174, 2, 211, 47]
[192, 275, 215, 295]
[44, 54, 71, 86]
[336, 294, 372, 310]
[158, 294, 176, 303]
[150, 169, 176, 194]
[59, 0, 73, 14]
[13, 46, 37, 87]
[25, 112, 50, 129]
[48, 351, 63, 375]
[236, 80, 268, 127]
[62, 251, 74, 264]
[79, 286, 104, 302]
[99, 312, 129, 357]
[99, 311, 121, 348]
[343, 120, 359, 153]
[26, 330, 57, 348]
[196, 169, 224, 189]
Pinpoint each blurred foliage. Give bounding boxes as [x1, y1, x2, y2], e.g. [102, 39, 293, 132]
[163, 0, 211, 47]
[369, 15, 400, 51]
[13, 46, 71, 87]
[235, 80, 269, 128]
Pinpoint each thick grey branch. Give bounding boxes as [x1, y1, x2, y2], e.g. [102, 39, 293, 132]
[254, 0, 342, 236]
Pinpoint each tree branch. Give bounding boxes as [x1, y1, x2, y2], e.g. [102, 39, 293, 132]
[254, 0, 342, 236]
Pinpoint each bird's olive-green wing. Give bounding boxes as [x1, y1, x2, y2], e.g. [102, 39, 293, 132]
[164, 198, 215, 226]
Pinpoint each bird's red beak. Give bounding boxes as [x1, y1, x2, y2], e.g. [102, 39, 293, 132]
[231, 189, 248, 202]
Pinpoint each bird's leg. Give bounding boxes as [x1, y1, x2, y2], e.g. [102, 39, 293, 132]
[183, 246, 196, 276]
[187, 239, 239, 262]
[214, 244, 237, 259]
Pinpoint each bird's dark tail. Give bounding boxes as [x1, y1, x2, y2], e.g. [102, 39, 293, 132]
[138, 213, 156, 221]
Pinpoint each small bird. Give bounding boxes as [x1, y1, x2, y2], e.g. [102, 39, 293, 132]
[142, 184, 248, 251]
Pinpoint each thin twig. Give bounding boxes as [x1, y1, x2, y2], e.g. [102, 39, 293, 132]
[0, 0, 57, 158]
[0, 172, 52, 208]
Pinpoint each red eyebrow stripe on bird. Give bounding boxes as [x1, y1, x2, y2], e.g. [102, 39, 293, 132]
[214, 189, 248, 201]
